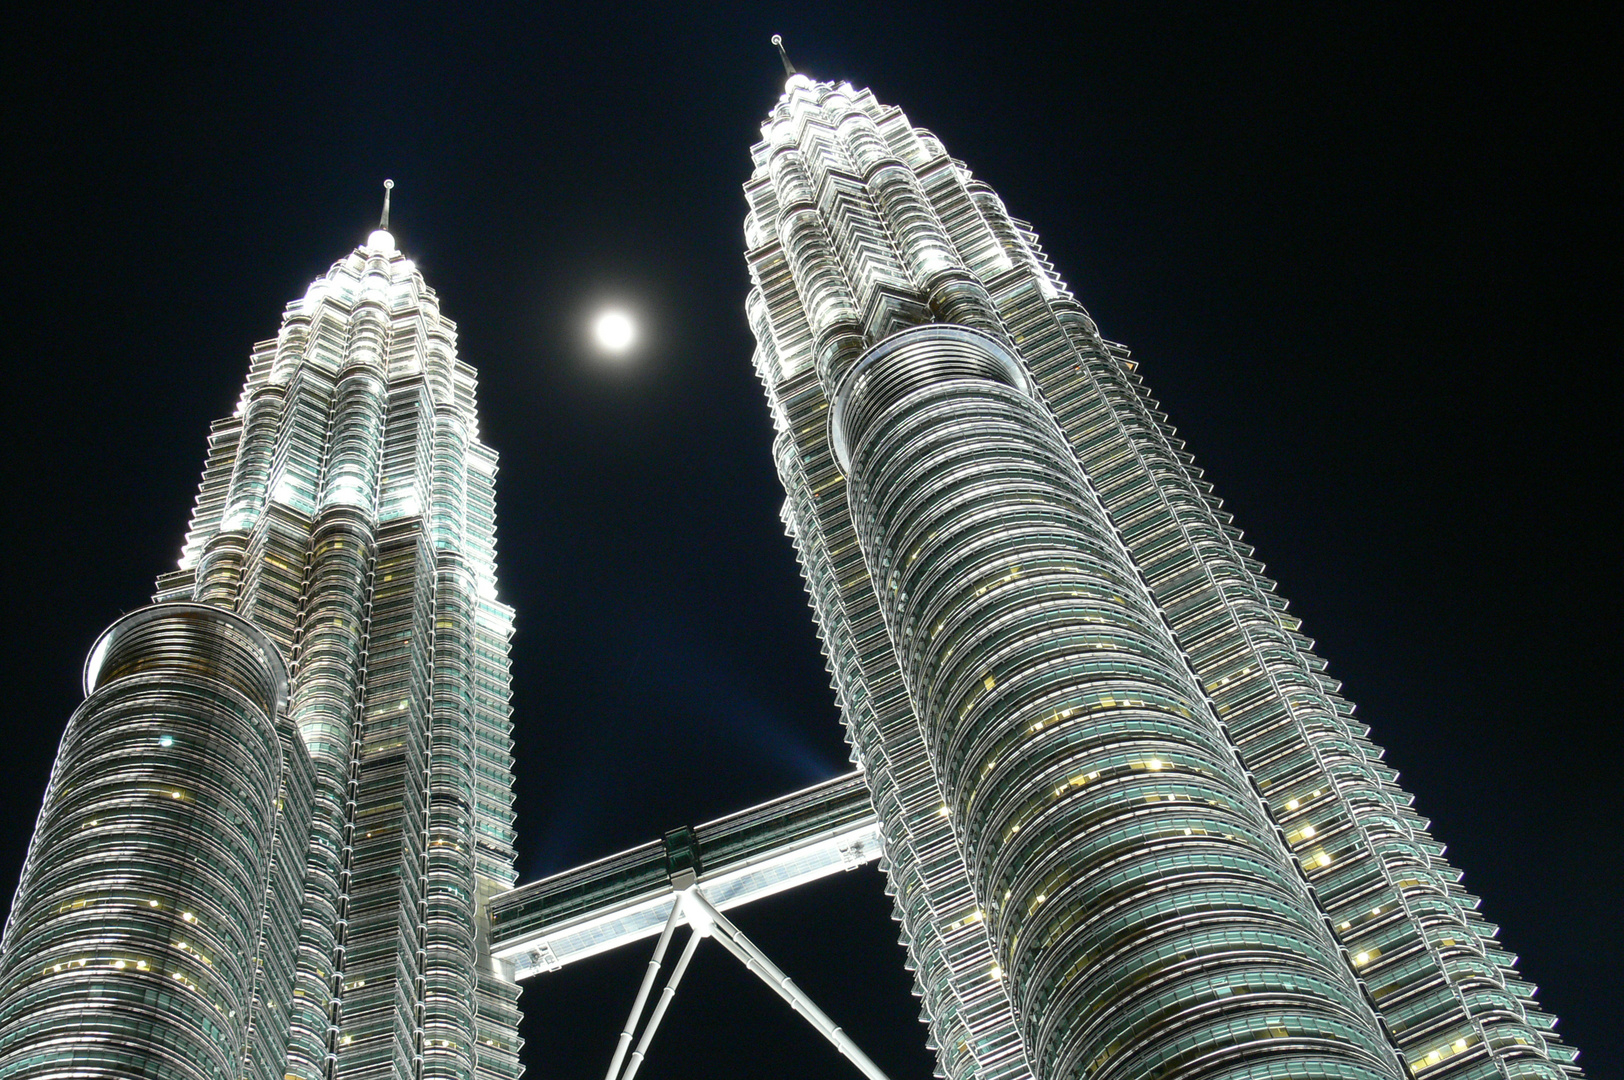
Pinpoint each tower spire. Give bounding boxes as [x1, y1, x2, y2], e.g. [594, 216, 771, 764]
[380, 179, 394, 230]
[771, 34, 795, 76]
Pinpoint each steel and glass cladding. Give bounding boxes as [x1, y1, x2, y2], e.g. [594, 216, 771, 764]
[0, 605, 302, 1080]
[743, 74, 1582, 1080]
[0, 228, 522, 1080]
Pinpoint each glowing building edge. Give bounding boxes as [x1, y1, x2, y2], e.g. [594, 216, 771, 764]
[0, 226, 522, 1080]
[730, 72, 1582, 1080]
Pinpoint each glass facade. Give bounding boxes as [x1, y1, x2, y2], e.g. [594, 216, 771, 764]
[743, 75, 1582, 1080]
[0, 230, 522, 1079]
[0, 605, 302, 1080]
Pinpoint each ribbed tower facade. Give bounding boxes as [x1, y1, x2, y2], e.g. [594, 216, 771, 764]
[0, 226, 523, 1080]
[744, 74, 1581, 1080]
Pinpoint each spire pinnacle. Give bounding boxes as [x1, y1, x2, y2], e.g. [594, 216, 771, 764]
[380, 179, 394, 230]
[772, 35, 796, 76]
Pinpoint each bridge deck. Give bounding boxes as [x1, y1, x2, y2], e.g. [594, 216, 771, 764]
[488, 771, 882, 978]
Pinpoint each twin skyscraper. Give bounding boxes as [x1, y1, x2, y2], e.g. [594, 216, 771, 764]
[0, 228, 523, 1080]
[0, 65, 1582, 1080]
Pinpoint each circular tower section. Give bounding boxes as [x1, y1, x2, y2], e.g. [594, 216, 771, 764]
[834, 326, 1401, 1080]
[0, 604, 287, 1080]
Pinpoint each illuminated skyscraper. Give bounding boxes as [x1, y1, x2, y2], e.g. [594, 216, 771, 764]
[0, 210, 522, 1080]
[741, 72, 1583, 1080]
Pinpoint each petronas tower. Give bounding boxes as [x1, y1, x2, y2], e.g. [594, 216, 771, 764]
[0, 58, 1588, 1080]
[742, 71, 1582, 1080]
[0, 216, 522, 1080]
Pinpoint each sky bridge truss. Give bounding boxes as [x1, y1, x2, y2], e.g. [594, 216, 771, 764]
[488, 772, 894, 1080]
[489, 771, 882, 978]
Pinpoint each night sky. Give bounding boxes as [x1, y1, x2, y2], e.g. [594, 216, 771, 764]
[2, 4, 1616, 1077]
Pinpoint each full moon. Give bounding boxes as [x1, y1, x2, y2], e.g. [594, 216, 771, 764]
[593, 310, 636, 353]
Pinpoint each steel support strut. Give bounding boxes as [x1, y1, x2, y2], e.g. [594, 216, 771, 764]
[604, 900, 683, 1080]
[682, 888, 895, 1080]
[602, 887, 894, 1080]
[621, 928, 704, 1080]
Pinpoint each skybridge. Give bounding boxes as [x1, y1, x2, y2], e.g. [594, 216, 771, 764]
[487, 771, 892, 1079]
[488, 771, 881, 977]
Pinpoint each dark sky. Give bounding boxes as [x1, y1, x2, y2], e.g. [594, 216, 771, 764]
[2, 3, 1617, 1077]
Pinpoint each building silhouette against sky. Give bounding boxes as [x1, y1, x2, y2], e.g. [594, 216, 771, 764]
[0, 53, 1595, 1080]
[0, 217, 522, 1079]
[735, 71, 1582, 1080]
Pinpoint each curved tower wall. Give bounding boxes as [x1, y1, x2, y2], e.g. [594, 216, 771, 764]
[838, 327, 1394, 1080]
[0, 605, 299, 1080]
[743, 74, 1581, 1080]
